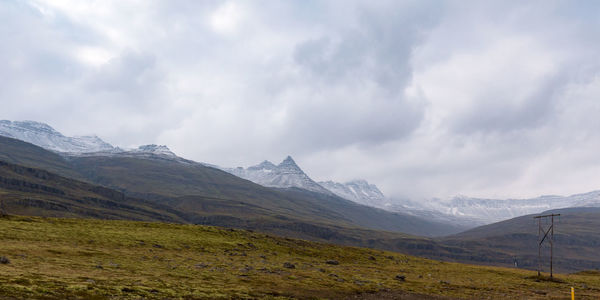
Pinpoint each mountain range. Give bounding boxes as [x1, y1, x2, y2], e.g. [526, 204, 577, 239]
[0, 122, 467, 239]
[3, 120, 600, 228]
[2, 120, 600, 272]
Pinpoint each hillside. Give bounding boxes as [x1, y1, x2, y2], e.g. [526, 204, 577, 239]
[0, 160, 186, 222]
[438, 207, 600, 273]
[0, 216, 599, 299]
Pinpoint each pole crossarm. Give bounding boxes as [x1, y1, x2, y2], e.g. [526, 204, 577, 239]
[534, 213, 561, 219]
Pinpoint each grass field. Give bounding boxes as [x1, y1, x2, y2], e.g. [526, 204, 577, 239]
[0, 215, 599, 299]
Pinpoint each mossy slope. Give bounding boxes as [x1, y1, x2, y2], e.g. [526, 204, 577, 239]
[0, 216, 599, 299]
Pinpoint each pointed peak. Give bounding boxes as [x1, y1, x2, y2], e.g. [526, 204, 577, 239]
[280, 155, 297, 165]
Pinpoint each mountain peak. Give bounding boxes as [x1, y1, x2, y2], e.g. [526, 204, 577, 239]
[0, 120, 114, 153]
[222, 156, 333, 195]
[135, 144, 176, 157]
[279, 155, 299, 168]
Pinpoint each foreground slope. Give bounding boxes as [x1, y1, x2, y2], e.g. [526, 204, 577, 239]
[0, 216, 599, 299]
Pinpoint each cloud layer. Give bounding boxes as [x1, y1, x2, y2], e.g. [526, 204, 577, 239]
[2, 0, 600, 200]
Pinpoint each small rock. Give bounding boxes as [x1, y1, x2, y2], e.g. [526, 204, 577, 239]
[195, 263, 209, 269]
[0, 256, 10, 264]
[354, 280, 368, 286]
[152, 244, 163, 249]
[283, 262, 295, 269]
[368, 256, 376, 261]
[395, 275, 406, 281]
[326, 260, 339, 265]
[259, 255, 267, 259]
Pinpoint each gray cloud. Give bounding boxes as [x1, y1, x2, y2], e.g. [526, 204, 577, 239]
[2, 0, 600, 200]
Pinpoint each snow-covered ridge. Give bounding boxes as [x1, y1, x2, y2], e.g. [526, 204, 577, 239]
[319, 179, 389, 208]
[0, 120, 177, 159]
[0, 120, 115, 153]
[224, 156, 333, 195]
[397, 191, 600, 225]
[130, 144, 176, 157]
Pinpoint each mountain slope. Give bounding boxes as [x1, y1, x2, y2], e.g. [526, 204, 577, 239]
[68, 154, 466, 236]
[0, 160, 186, 222]
[0, 136, 83, 180]
[319, 179, 388, 208]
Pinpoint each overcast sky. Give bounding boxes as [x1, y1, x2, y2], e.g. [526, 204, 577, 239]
[2, 0, 600, 200]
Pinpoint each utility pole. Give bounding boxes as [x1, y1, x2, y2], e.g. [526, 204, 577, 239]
[534, 213, 560, 278]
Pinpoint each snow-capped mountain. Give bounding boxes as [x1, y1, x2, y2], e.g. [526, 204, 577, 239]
[0, 120, 181, 160]
[0, 120, 114, 153]
[319, 180, 389, 208]
[397, 191, 600, 225]
[225, 156, 333, 194]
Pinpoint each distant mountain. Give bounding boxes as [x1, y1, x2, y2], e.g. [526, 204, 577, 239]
[0, 120, 115, 153]
[224, 156, 333, 195]
[399, 192, 600, 225]
[0, 120, 184, 162]
[319, 179, 388, 208]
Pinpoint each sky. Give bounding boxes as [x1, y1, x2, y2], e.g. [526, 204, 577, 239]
[2, 0, 600, 201]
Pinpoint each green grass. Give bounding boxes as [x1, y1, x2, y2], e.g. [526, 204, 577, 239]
[0, 216, 599, 299]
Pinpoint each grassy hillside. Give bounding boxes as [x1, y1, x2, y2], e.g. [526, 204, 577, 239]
[438, 207, 600, 273]
[0, 216, 599, 299]
[0, 160, 187, 222]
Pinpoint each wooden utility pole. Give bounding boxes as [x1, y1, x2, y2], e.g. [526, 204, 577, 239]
[534, 213, 560, 278]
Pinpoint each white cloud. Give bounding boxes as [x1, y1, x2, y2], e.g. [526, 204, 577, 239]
[2, 0, 600, 201]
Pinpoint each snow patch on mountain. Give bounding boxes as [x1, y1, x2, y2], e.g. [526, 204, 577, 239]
[319, 179, 389, 208]
[130, 144, 177, 157]
[224, 156, 332, 194]
[0, 120, 115, 153]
